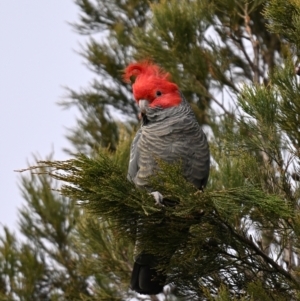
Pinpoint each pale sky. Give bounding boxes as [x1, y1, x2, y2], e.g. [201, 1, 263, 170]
[0, 1, 92, 231]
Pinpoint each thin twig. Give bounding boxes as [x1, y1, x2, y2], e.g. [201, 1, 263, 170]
[215, 213, 300, 287]
[243, 3, 260, 83]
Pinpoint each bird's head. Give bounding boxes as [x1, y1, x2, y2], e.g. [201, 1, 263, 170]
[124, 61, 181, 114]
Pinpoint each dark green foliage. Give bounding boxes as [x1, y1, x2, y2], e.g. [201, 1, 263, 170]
[21, 149, 297, 299]
[3, 0, 300, 300]
[264, 0, 300, 55]
[1, 154, 137, 300]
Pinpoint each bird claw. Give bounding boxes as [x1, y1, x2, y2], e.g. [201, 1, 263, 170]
[150, 191, 164, 207]
[194, 190, 203, 196]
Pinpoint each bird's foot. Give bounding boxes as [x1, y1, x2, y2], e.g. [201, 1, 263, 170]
[194, 190, 203, 196]
[150, 191, 164, 207]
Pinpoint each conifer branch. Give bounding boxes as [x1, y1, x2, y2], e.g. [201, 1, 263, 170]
[215, 212, 300, 287]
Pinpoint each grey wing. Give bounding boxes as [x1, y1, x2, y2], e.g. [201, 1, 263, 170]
[188, 130, 210, 189]
[127, 128, 142, 183]
[173, 132, 209, 189]
[161, 114, 210, 190]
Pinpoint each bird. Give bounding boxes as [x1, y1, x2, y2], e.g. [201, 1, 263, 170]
[124, 61, 210, 295]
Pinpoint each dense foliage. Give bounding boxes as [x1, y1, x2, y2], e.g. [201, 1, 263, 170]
[2, 0, 300, 300]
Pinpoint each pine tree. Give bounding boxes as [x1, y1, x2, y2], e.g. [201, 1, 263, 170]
[2, 0, 300, 300]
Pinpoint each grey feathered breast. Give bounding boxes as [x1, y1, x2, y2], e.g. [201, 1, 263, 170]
[127, 95, 210, 190]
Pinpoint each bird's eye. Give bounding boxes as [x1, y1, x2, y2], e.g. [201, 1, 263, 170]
[156, 91, 162, 97]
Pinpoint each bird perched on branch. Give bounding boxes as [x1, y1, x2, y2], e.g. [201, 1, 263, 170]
[124, 61, 210, 295]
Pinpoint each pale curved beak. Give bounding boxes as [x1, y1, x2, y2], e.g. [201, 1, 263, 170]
[138, 99, 149, 113]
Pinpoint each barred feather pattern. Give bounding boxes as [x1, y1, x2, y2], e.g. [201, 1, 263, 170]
[128, 93, 210, 190]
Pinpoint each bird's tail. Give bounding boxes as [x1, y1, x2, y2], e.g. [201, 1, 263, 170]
[131, 197, 181, 295]
[130, 253, 165, 295]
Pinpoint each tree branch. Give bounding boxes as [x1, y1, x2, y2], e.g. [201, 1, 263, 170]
[215, 213, 300, 287]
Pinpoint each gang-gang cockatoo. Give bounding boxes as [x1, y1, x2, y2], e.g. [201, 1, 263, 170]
[124, 61, 210, 295]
